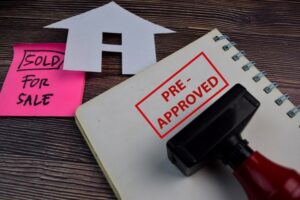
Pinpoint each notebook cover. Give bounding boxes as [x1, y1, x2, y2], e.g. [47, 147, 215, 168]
[75, 29, 300, 200]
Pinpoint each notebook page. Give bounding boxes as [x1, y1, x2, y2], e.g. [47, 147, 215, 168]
[76, 29, 300, 200]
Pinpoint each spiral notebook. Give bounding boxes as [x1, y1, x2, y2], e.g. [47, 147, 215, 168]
[75, 29, 300, 200]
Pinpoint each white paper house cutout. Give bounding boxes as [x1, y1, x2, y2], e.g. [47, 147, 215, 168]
[45, 1, 175, 74]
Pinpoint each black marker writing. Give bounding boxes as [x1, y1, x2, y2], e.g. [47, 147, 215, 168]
[22, 74, 50, 89]
[23, 55, 61, 68]
[23, 54, 35, 66]
[18, 74, 53, 106]
[18, 50, 64, 71]
[17, 93, 54, 106]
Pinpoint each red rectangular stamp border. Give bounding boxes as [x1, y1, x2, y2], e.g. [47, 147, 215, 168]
[135, 52, 229, 139]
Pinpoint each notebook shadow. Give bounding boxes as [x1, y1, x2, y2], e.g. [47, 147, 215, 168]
[157, 159, 247, 200]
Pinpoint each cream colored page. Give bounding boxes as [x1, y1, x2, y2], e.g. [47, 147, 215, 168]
[76, 29, 300, 200]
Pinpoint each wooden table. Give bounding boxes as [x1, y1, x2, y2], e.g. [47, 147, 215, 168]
[0, 1, 299, 199]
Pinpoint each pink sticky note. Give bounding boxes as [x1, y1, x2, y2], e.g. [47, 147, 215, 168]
[0, 43, 85, 116]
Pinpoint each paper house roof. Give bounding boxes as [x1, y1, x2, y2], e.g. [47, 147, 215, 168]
[45, 1, 173, 34]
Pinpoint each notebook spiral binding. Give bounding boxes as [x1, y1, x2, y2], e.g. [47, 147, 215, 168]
[213, 35, 300, 122]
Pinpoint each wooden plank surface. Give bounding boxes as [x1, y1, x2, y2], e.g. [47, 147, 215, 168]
[0, 0, 299, 199]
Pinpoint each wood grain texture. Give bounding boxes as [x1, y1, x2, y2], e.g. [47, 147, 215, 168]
[0, 0, 299, 199]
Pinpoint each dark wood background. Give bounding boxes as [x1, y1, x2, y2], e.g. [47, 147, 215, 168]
[0, 0, 299, 199]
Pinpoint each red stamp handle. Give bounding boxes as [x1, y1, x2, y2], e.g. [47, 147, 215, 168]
[234, 151, 300, 200]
